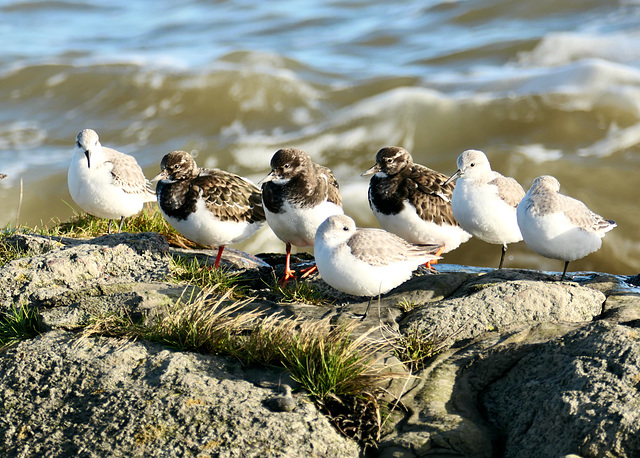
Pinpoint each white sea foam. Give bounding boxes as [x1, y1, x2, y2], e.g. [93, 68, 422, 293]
[516, 144, 563, 164]
[578, 123, 640, 158]
[517, 31, 640, 68]
[228, 86, 453, 171]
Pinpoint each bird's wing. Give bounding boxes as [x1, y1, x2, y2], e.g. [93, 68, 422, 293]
[490, 175, 525, 208]
[103, 147, 155, 198]
[195, 169, 266, 224]
[347, 228, 441, 266]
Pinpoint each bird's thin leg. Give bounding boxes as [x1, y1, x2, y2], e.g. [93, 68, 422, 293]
[560, 261, 569, 281]
[498, 244, 507, 269]
[214, 246, 225, 268]
[118, 216, 126, 233]
[279, 243, 296, 284]
[425, 245, 445, 271]
[360, 297, 373, 321]
[299, 264, 317, 278]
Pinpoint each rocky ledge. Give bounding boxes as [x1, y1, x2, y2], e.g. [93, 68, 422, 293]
[0, 232, 639, 457]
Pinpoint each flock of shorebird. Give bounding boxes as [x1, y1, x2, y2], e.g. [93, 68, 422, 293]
[66, 128, 616, 307]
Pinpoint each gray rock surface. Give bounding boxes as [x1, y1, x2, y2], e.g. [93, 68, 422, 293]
[401, 269, 606, 343]
[1, 232, 640, 457]
[0, 330, 359, 457]
[0, 232, 170, 309]
[482, 321, 640, 458]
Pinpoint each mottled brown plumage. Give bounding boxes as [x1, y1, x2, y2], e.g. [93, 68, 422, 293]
[362, 146, 471, 258]
[261, 147, 344, 283]
[156, 150, 265, 224]
[364, 146, 458, 226]
[261, 147, 342, 212]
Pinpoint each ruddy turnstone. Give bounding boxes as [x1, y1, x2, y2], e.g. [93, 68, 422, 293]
[261, 147, 343, 283]
[68, 129, 156, 233]
[362, 146, 471, 268]
[315, 214, 442, 319]
[517, 175, 616, 280]
[153, 150, 266, 267]
[444, 149, 525, 268]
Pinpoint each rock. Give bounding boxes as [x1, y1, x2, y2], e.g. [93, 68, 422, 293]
[267, 385, 297, 412]
[377, 321, 589, 457]
[482, 321, 640, 458]
[0, 232, 170, 310]
[0, 330, 359, 457]
[170, 246, 271, 270]
[39, 282, 198, 331]
[401, 269, 606, 346]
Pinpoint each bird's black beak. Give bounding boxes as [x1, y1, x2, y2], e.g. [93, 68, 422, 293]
[443, 169, 461, 186]
[151, 170, 169, 182]
[361, 163, 380, 177]
[84, 150, 91, 169]
[258, 170, 277, 185]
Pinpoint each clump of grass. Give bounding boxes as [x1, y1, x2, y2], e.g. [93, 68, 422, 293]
[146, 291, 260, 354]
[84, 288, 393, 445]
[49, 205, 195, 248]
[169, 255, 247, 298]
[390, 325, 452, 372]
[82, 308, 145, 340]
[267, 276, 326, 305]
[397, 298, 419, 313]
[0, 305, 41, 350]
[278, 321, 386, 400]
[0, 232, 32, 266]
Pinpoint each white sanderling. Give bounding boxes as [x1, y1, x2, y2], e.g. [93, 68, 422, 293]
[68, 129, 156, 233]
[261, 148, 343, 283]
[153, 150, 266, 268]
[445, 149, 525, 268]
[517, 175, 616, 280]
[362, 146, 471, 268]
[315, 214, 442, 319]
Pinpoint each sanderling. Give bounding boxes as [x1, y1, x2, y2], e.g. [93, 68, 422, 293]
[517, 175, 616, 280]
[315, 214, 442, 319]
[445, 149, 525, 268]
[68, 129, 155, 233]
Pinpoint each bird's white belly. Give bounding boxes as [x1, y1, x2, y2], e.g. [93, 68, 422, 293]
[517, 209, 602, 262]
[265, 200, 343, 247]
[161, 198, 263, 247]
[452, 181, 522, 245]
[373, 203, 471, 253]
[315, 243, 419, 297]
[68, 160, 144, 219]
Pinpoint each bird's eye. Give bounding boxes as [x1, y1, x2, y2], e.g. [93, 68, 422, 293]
[343, 226, 349, 231]
[470, 162, 475, 167]
[284, 163, 291, 169]
[386, 158, 393, 163]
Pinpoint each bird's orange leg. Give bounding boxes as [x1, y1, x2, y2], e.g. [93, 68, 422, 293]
[425, 245, 445, 271]
[299, 264, 317, 278]
[279, 243, 297, 284]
